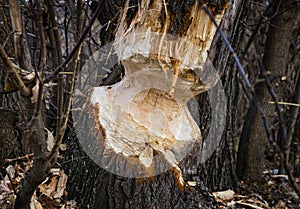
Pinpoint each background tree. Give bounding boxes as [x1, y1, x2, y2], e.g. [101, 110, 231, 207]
[237, 0, 300, 182]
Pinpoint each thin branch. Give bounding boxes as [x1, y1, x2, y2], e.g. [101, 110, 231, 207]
[256, 56, 300, 194]
[241, 0, 276, 60]
[9, 0, 22, 62]
[201, 3, 273, 141]
[56, 75, 64, 139]
[45, 0, 61, 68]
[0, 45, 31, 96]
[256, 57, 287, 140]
[29, 0, 47, 126]
[45, 0, 65, 140]
[268, 101, 300, 107]
[286, 75, 300, 150]
[9, 0, 33, 73]
[5, 153, 34, 163]
[46, 0, 63, 65]
[48, 0, 83, 163]
[3, 31, 14, 48]
[44, 0, 107, 83]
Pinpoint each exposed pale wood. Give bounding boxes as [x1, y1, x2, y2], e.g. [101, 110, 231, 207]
[89, 0, 226, 184]
[66, 0, 242, 207]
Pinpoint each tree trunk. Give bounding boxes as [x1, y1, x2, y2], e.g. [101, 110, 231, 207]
[237, 0, 299, 181]
[64, 0, 243, 208]
[0, 109, 19, 162]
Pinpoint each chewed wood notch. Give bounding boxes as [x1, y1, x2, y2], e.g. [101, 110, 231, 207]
[93, 102, 107, 139]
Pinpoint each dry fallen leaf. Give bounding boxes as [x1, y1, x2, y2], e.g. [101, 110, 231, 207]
[45, 128, 55, 152]
[60, 144, 67, 151]
[0, 181, 11, 194]
[5, 165, 15, 180]
[213, 189, 235, 201]
[37, 169, 68, 207]
[275, 200, 287, 209]
[53, 171, 68, 199]
[30, 193, 43, 209]
[60, 200, 77, 209]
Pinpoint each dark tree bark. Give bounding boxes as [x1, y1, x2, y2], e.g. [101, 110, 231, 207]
[0, 1, 50, 208]
[197, 0, 247, 191]
[64, 0, 244, 208]
[0, 109, 19, 162]
[237, 0, 300, 181]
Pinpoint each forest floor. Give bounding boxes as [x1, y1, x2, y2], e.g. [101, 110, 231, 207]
[1, 153, 299, 208]
[214, 171, 300, 208]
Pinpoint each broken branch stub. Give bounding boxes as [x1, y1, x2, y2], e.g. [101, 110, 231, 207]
[72, 0, 227, 178]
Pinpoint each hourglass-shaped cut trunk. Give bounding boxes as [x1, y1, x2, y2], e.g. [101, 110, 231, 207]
[88, 0, 226, 185]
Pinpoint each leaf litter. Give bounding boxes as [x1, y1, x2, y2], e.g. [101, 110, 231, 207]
[0, 154, 77, 209]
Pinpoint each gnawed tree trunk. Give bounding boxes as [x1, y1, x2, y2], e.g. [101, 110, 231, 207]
[65, 0, 243, 208]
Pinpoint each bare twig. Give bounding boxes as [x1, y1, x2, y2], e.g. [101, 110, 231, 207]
[256, 57, 287, 141]
[202, 3, 300, 195]
[3, 168, 17, 195]
[9, 0, 22, 61]
[44, 0, 107, 83]
[56, 75, 64, 139]
[3, 31, 14, 48]
[29, 0, 47, 125]
[268, 101, 300, 107]
[48, 0, 83, 163]
[0, 45, 31, 96]
[241, 0, 276, 60]
[9, 0, 33, 72]
[5, 154, 34, 163]
[286, 75, 300, 151]
[10, 1, 50, 208]
[46, 0, 63, 65]
[256, 56, 300, 194]
[201, 4, 273, 141]
[45, 0, 64, 134]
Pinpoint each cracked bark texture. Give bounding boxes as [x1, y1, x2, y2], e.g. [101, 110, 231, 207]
[237, 0, 300, 181]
